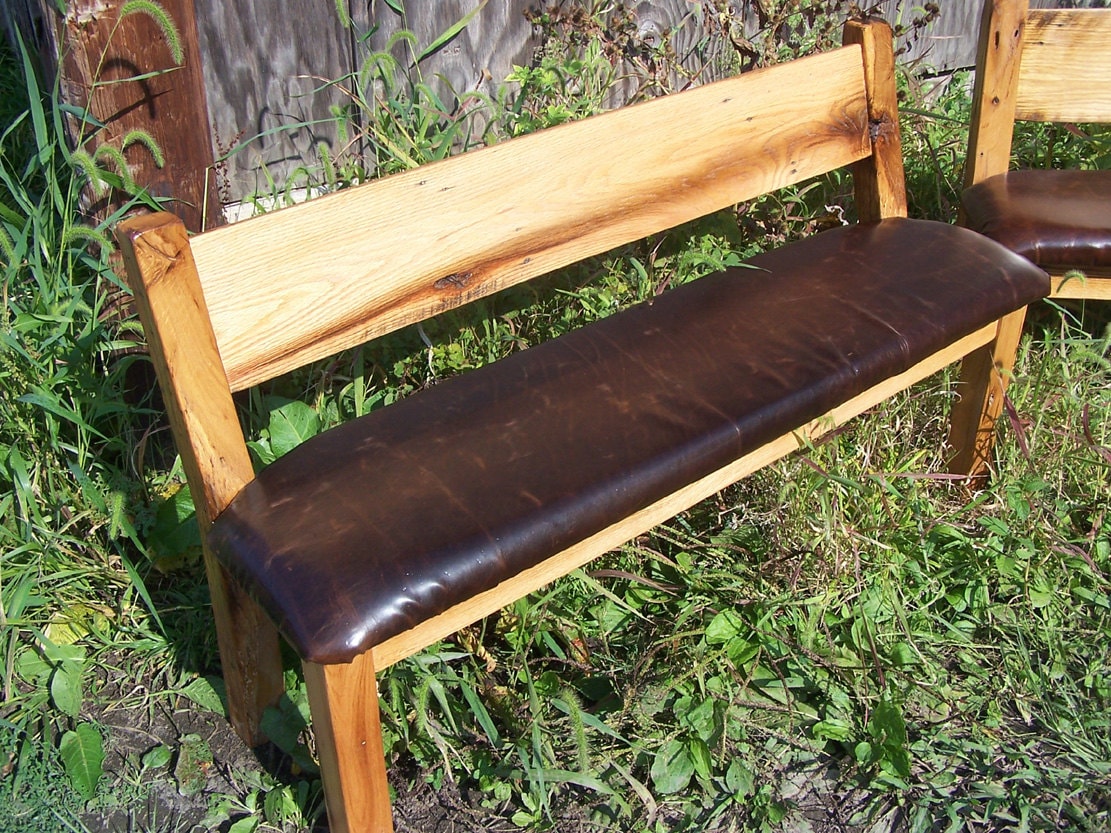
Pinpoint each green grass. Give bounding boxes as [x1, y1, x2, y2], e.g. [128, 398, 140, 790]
[2, 3, 1111, 831]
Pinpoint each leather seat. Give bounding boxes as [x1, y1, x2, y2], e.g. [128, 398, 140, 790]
[962, 170, 1111, 271]
[207, 218, 1049, 664]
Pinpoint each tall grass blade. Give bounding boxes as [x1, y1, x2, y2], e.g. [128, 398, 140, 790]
[416, 0, 489, 63]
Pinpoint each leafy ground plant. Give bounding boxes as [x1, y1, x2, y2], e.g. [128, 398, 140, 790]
[1, 0, 185, 819]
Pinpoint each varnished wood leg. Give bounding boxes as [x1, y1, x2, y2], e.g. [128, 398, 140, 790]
[304, 651, 395, 833]
[204, 549, 284, 746]
[947, 308, 1028, 482]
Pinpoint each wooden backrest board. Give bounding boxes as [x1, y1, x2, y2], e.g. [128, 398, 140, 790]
[182, 40, 887, 392]
[1016, 10, 1111, 124]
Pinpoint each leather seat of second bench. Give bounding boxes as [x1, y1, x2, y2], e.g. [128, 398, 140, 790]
[962, 170, 1111, 270]
[207, 218, 1048, 664]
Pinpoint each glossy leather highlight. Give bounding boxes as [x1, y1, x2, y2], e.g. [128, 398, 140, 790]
[207, 218, 1049, 663]
[962, 170, 1111, 269]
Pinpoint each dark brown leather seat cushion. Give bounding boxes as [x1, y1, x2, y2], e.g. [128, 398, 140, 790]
[208, 218, 1048, 663]
[962, 170, 1111, 269]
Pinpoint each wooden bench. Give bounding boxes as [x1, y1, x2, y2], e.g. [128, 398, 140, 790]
[116, 19, 1047, 832]
[947, 0, 1111, 480]
[961, 0, 1111, 301]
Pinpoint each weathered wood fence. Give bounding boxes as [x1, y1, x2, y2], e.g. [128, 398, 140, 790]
[3, 0, 1107, 227]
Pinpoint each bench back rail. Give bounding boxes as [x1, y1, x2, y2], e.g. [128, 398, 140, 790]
[187, 38, 901, 395]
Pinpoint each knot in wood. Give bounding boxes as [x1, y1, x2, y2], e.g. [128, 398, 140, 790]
[434, 271, 473, 291]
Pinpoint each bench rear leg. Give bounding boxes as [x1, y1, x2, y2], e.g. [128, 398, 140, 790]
[304, 651, 395, 833]
[203, 549, 285, 746]
[947, 308, 1028, 481]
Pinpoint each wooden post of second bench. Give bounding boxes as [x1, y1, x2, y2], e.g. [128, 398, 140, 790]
[947, 0, 1032, 482]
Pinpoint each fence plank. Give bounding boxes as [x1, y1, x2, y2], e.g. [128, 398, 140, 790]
[13, 0, 1102, 211]
[193, 0, 351, 210]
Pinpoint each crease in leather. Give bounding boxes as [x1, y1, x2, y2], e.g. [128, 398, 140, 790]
[962, 169, 1111, 269]
[207, 217, 1050, 664]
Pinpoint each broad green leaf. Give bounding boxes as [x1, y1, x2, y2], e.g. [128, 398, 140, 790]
[147, 483, 201, 565]
[688, 737, 713, 782]
[60, 724, 105, 799]
[889, 641, 919, 667]
[40, 641, 86, 665]
[260, 703, 305, 757]
[675, 696, 718, 742]
[181, 675, 227, 717]
[726, 635, 759, 667]
[264, 785, 300, 824]
[811, 718, 853, 742]
[704, 608, 744, 644]
[142, 744, 173, 770]
[265, 398, 322, 458]
[15, 648, 51, 684]
[47, 604, 110, 645]
[650, 739, 694, 794]
[725, 758, 755, 798]
[869, 699, 908, 746]
[228, 817, 259, 833]
[51, 662, 84, 717]
[855, 740, 877, 767]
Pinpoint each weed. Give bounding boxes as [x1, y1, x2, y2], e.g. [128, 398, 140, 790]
[0, 0, 182, 810]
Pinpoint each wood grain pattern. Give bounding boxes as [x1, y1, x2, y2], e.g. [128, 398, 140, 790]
[304, 653, 394, 833]
[190, 45, 871, 392]
[1, 0, 63, 88]
[355, 0, 537, 102]
[15, 1, 1101, 209]
[962, 0, 1030, 190]
[116, 213, 255, 526]
[1017, 9, 1111, 122]
[946, 309, 1028, 481]
[843, 19, 907, 222]
[1049, 268, 1111, 299]
[371, 323, 998, 670]
[956, 1, 1111, 474]
[116, 212, 284, 744]
[54, 0, 220, 231]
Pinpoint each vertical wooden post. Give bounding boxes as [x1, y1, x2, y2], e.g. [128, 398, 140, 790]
[56, 0, 222, 231]
[115, 213, 284, 743]
[843, 18, 907, 223]
[949, 0, 1032, 481]
[962, 0, 1030, 191]
[304, 652, 396, 833]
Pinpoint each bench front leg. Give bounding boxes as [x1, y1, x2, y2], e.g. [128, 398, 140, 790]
[304, 651, 395, 833]
[947, 307, 1029, 481]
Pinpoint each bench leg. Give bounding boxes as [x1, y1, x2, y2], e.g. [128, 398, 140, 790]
[304, 651, 395, 833]
[204, 550, 285, 746]
[946, 308, 1028, 481]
